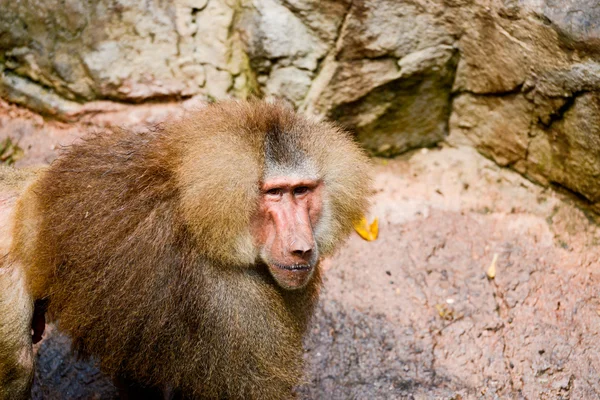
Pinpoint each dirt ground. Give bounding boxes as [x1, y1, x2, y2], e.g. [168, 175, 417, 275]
[5, 139, 600, 399]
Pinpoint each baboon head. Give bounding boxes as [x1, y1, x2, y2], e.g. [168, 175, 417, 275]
[174, 100, 371, 289]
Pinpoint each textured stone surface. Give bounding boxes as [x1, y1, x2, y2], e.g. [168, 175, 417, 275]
[238, 0, 342, 106]
[0, 0, 243, 108]
[300, 0, 457, 156]
[447, 0, 600, 209]
[7, 145, 596, 399]
[0, 0, 459, 157]
[450, 93, 532, 167]
[536, 0, 600, 48]
[3, 0, 600, 213]
[528, 92, 600, 203]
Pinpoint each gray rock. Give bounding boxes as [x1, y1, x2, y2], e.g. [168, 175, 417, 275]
[3, 0, 600, 209]
[528, 92, 600, 203]
[0, 0, 242, 102]
[447, 0, 600, 209]
[302, 0, 456, 156]
[265, 66, 312, 106]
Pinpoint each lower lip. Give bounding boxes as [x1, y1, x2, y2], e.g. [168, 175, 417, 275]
[275, 264, 311, 271]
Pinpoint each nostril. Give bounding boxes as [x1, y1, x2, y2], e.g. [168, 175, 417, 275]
[292, 248, 312, 258]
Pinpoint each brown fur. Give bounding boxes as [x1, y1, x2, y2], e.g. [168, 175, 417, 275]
[8, 100, 371, 398]
[0, 263, 33, 400]
[0, 166, 39, 400]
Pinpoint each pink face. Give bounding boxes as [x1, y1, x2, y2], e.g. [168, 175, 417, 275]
[251, 177, 323, 290]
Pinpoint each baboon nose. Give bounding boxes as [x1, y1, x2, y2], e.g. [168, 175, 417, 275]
[291, 244, 313, 259]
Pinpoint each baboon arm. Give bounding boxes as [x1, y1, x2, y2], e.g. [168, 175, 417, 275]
[0, 170, 37, 400]
[0, 263, 34, 400]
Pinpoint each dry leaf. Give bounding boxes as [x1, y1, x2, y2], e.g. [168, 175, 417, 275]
[353, 216, 379, 241]
[435, 303, 454, 321]
[487, 253, 498, 279]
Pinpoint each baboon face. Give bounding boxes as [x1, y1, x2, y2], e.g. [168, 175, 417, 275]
[251, 175, 323, 290]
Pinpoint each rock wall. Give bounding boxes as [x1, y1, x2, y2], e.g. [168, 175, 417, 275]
[1, 0, 600, 208]
[448, 0, 600, 210]
[0, 0, 248, 116]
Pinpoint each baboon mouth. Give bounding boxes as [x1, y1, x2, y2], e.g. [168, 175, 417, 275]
[266, 262, 315, 290]
[273, 263, 312, 271]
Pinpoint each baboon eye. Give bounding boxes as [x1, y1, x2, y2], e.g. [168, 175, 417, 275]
[266, 188, 282, 197]
[293, 186, 310, 196]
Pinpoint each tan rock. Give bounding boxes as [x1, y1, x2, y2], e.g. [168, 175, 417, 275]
[0, 0, 241, 103]
[3, 0, 600, 210]
[528, 92, 600, 203]
[449, 93, 531, 167]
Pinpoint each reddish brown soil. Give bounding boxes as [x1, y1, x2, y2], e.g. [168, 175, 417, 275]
[301, 147, 600, 399]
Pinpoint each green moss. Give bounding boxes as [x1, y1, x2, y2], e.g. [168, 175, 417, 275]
[0, 137, 23, 166]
